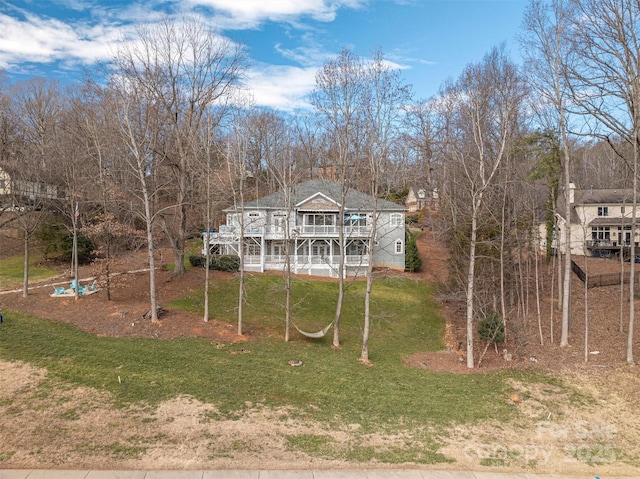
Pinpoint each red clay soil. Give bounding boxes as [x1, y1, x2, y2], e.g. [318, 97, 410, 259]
[0, 246, 242, 343]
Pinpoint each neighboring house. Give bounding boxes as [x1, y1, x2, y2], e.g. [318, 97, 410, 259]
[203, 179, 406, 278]
[542, 182, 637, 257]
[405, 186, 438, 213]
[0, 165, 66, 205]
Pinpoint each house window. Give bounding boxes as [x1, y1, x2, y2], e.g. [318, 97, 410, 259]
[305, 213, 335, 226]
[395, 239, 403, 254]
[598, 206, 609, 217]
[272, 212, 287, 227]
[390, 213, 403, 227]
[591, 226, 610, 242]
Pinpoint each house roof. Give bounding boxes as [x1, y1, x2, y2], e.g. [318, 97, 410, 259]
[573, 188, 633, 205]
[588, 217, 634, 226]
[240, 179, 405, 212]
[556, 187, 634, 224]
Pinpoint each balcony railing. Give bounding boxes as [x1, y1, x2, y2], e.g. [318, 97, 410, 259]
[207, 223, 373, 243]
[261, 254, 369, 267]
[586, 239, 628, 249]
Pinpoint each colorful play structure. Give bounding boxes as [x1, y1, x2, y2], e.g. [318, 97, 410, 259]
[50, 279, 100, 297]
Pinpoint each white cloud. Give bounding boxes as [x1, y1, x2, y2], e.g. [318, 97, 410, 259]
[245, 63, 318, 111]
[186, 0, 365, 29]
[0, 12, 124, 70]
[273, 31, 339, 67]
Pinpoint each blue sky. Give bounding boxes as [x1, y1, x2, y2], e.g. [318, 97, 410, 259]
[0, 0, 528, 111]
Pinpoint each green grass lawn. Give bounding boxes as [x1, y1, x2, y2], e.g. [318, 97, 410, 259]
[0, 273, 580, 464]
[0, 252, 59, 288]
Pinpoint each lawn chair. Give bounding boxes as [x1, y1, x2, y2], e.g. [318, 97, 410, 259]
[53, 286, 66, 295]
[87, 280, 98, 292]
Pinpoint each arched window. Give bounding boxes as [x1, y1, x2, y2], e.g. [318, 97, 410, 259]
[395, 239, 403, 254]
[390, 213, 403, 226]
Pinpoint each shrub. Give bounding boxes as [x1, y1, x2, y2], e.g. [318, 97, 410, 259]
[188, 254, 240, 272]
[478, 313, 505, 344]
[212, 254, 240, 272]
[405, 214, 419, 224]
[37, 223, 94, 263]
[405, 230, 422, 272]
[189, 254, 206, 268]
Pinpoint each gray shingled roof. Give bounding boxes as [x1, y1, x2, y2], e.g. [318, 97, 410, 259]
[556, 187, 634, 223]
[240, 179, 405, 211]
[574, 188, 633, 205]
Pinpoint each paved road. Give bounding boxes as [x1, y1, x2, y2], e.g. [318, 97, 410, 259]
[0, 470, 616, 479]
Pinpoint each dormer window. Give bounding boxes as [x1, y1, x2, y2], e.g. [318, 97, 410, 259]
[418, 189, 426, 199]
[598, 206, 609, 217]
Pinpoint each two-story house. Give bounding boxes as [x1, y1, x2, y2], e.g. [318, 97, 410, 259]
[543, 183, 637, 257]
[202, 179, 406, 278]
[405, 186, 438, 213]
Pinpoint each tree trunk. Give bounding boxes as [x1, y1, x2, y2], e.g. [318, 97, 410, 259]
[466, 207, 479, 368]
[560, 123, 572, 347]
[22, 234, 29, 298]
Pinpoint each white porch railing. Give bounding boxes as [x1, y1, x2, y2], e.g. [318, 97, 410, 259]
[244, 255, 262, 265]
[261, 255, 368, 267]
[207, 223, 372, 249]
[263, 224, 371, 238]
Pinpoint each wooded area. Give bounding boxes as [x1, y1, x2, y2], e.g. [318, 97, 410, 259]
[2, 1, 640, 367]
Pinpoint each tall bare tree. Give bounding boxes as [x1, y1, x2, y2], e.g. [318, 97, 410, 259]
[108, 75, 165, 321]
[111, 16, 245, 277]
[442, 46, 527, 368]
[311, 48, 368, 348]
[520, 0, 577, 347]
[361, 49, 412, 363]
[10, 79, 65, 297]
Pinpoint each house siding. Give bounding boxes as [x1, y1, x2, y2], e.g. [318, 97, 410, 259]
[545, 186, 640, 257]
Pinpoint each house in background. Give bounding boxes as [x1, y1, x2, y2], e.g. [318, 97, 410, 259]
[0, 165, 66, 207]
[203, 179, 406, 278]
[405, 186, 438, 213]
[542, 182, 637, 258]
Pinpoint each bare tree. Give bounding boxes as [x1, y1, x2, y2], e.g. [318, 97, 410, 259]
[311, 48, 368, 348]
[520, 0, 577, 348]
[9, 79, 66, 297]
[361, 49, 412, 363]
[111, 16, 245, 277]
[441, 46, 527, 368]
[108, 76, 165, 321]
[403, 98, 440, 189]
[262, 115, 300, 341]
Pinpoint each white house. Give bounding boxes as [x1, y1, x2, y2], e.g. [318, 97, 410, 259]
[543, 182, 638, 258]
[0, 165, 65, 205]
[203, 179, 406, 278]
